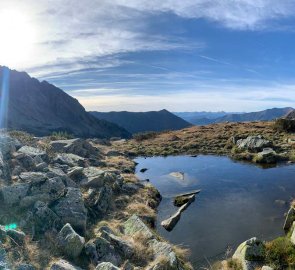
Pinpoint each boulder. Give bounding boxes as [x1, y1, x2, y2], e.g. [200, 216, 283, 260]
[124, 214, 154, 239]
[50, 138, 97, 158]
[161, 195, 195, 231]
[255, 148, 278, 164]
[0, 242, 10, 269]
[85, 237, 122, 266]
[50, 259, 83, 270]
[52, 187, 87, 234]
[57, 223, 85, 258]
[283, 207, 295, 231]
[27, 201, 61, 234]
[0, 183, 29, 206]
[101, 231, 134, 258]
[174, 190, 200, 207]
[236, 136, 271, 152]
[19, 172, 47, 183]
[0, 134, 20, 157]
[54, 153, 85, 167]
[16, 264, 36, 270]
[233, 237, 265, 270]
[96, 262, 120, 270]
[82, 167, 116, 188]
[6, 229, 26, 245]
[86, 186, 113, 215]
[18, 146, 47, 161]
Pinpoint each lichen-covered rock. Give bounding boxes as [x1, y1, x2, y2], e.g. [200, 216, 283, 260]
[57, 223, 85, 258]
[284, 207, 295, 231]
[27, 201, 61, 234]
[86, 186, 113, 215]
[233, 237, 265, 270]
[0, 183, 30, 206]
[82, 167, 116, 188]
[50, 259, 83, 270]
[95, 262, 120, 270]
[18, 146, 47, 161]
[254, 148, 278, 164]
[50, 138, 97, 158]
[54, 153, 85, 167]
[85, 237, 122, 266]
[124, 214, 154, 239]
[261, 266, 274, 270]
[52, 187, 87, 233]
[236, 136, 271, 152]
[19, 172, 47, 183]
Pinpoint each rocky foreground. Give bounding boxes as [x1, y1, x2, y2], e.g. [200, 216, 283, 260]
[0, 131, 191, 270]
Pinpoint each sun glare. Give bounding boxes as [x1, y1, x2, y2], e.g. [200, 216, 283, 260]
[0, 9, 36, 67]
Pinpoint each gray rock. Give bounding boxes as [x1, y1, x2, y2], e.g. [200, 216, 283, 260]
[284, 207, 295, 231]
[101, 231, 134, 258]
[57, 223, 85, 258]
[0, 134, 20, 157]
[54, 153, 85, 167]
[52, 187, 87, 233]
[95, 262, 120, 270]
[0, 183, 29, 206]
[121, 183, 143, 193]
[67, 166, 83, 178]
[28, 201, 61, 234]
[255, 148, 278, 164]
[149, 239, 179, 269]
[161, 195, 195, 231]
[85, 237, 122, 266]
[18, 146, 47, 161]
[16, 263, 36, 270]
[82, 167, 116, 188]
[86, 186, 113, 214]
[0, 242, 10, 269]
[261, 266, 274, 270]
[6, 229, 26, 244]
[19, 172, 47, 183]
[14, 152, 35, 169]
[236, 136, 271, 152]
[50, 138, 97, 158]
[124, 214, 154, 239]
[233, 237, 265, 270]
[50, 259, 83, 270]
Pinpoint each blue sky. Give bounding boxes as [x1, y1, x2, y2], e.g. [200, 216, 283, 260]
[2, 0, 295, 111]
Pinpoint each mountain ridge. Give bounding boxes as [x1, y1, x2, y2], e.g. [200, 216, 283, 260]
[90, 109, 192, 134]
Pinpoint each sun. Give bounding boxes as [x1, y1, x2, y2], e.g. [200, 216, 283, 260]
[0, 9, 36, 68]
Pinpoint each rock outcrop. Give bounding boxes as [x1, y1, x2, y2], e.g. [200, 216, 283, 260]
[236, 136, 271, 152]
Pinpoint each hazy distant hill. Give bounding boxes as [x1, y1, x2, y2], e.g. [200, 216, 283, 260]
[90, 109, 192, 134]
[212, 107, 293, 124]
[0, 67, 130, 138]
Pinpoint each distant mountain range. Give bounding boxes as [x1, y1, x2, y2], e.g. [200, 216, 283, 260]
[175, 108, 294, 125]
[90, 109, 192, 134]
[0, 67, 130, 138]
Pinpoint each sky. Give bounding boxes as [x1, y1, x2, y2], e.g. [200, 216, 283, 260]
[1, 0, 295, 112]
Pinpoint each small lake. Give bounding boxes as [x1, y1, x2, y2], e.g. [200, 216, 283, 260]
[135, 155, 295, 268]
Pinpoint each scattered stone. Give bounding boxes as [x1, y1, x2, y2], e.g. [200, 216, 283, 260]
[255, 148, 278, 164]
[174, 190, 200, 207]
[18, 146, 47, 161]
[54, 153, 85, 167]
[6, 229, 26, 245]
[283, 207, 295, 231]
[169, 172, 185, 180]
[57, 223, 85, 258]
[236, 136, 271, 152]
[0, 183, 30, 206]
[86, 186, 113, 215]
[232, 237, 265, 270]
[50, 138, 97, 158]
[162, 194, 196, 231]
[82, 167, 116, 188]
[52, 187, 87, 233]
[50, 259, 83, 270]
[96, 262, 120, 270]
[124, 214, 154, 239]
[19, 172, 47, 183]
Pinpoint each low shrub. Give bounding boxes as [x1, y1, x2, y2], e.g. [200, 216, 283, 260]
[133, 131, 158, 142]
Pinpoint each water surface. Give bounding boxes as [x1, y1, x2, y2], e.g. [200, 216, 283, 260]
[135, 155, 295, 268]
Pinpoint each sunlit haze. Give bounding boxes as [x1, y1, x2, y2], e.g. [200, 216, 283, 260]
[1, 1, 295, 111]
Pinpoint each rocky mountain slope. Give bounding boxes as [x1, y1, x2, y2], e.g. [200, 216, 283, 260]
[0, 67, 130, 138]
[90, 109, 192, 134]
[0, 131, 191, 269]
[178, 108, 293, 125]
